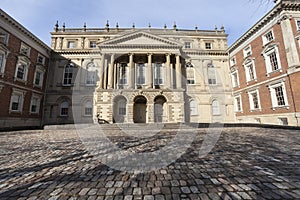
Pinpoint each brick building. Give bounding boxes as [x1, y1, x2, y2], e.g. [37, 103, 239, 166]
[228, 0, 300, 126]
[0, 9, 51, 129]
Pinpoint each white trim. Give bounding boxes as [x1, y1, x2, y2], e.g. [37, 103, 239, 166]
[9, 88, 26, 113]
[262, 44, 282, 76]
[262, 29, 275, 46]
[243, 45, 252, 58]
[230, 69, 240, 88]
[29, 94, 41, 114]
[268, 81, 289, 110]
[234, 94, 243, 113]
[247, 89, 261, 111]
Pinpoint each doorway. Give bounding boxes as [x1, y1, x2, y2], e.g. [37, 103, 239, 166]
[154, 95, 166, 122]
[133, 96, 147, 123]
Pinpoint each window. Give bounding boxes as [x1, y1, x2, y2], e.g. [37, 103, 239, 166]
[190, 99, 198, 116]
[60, 101, 69, 116]
[84, 100, 93, 116]
[20, 43, 30, 57]
[244, 60, 256, 82]
[205, 42, 212, 49]
[16, 63, 27, 80]
[68, 41, 75, 48]
[86, 62, 96, 85]
[208, 64, 217, 85]
[231, 70, 239, 87]
[34, 71, 42, 86]
[212, 100, 220, 115]
[10, 90, 24, 112]
[30, 96, 41, 114]
[37, 54, 45, 65]
[263, 45, 282, 74]
[0, 29, 9, 45]
[248, 90, 261, 110]
[0, 53, 4, 72]
[184, 42, 191, 49]
[234, 96, 242, 112]
[119, 63, 127, 86]
[186, 62, 195, 84]
[296, 20, 300, 31]
[268, 82, 289, 108]
[230, 57, 236, 67]
[136, 63, 146, 85]
[154, 63, 164, 85]
[63, 63, 74, 86]
[243, 46, 252, 58]
[118, 99, 126, 115]
[263, 30, 274, 45]
[90, 41, 97, 48]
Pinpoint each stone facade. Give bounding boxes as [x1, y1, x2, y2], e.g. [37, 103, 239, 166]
[0, 9, 51, 129]
[228, 0, 300, 126]
[45, 24, 234, 124]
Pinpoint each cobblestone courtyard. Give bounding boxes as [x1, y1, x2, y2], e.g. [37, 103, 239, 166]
[0, 126, 299, 200]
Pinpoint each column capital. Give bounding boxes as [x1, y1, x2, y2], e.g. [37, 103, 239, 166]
[147, 53, 153, 56]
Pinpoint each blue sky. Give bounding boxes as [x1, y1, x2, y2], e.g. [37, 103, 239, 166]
[1, 0, 274, 46]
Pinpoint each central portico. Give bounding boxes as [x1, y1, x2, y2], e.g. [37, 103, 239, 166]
[97, 31, 185, 123]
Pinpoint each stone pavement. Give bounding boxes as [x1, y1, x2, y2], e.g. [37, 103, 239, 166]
[0, 126, 299, 200]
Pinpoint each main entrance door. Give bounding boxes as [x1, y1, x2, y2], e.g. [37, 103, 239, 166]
[154, 95, 166, 122]
[133, 96, 147, 123]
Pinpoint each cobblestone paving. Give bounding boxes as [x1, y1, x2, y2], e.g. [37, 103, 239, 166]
[0, 127, 299, 200]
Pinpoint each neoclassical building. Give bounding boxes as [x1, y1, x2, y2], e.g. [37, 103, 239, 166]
[44, 23, 234, 124]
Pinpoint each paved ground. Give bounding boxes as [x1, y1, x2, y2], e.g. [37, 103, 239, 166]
[0, 126, 299, 200]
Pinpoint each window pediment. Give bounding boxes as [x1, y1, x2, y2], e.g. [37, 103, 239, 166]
[262, 43, 279, 54]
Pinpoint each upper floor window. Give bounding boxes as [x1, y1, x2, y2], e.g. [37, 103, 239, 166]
[154, 63, 164, 85]
[68, 41, 75, 49]
[184, 42, 191, 49]
[63, 63, 74, 86]
[296, 20, 300, 31]
[263, 44, 282, 75]
[37, 54, 45, 65]
[248, 90, 261, 111]
[244, 60, 257, 83]
[20, 43, 30, 57]
[230, 57, 236, 67]
[243, 45, 252, 58]
[136, 63, 146, 85]
[268, 81, 289, 109]
[0, 53, 4, 73]
[231, 70, 239, 88]
[118, 63, 128, 86]
[90, 41, 97, 48]
[205, 42, 212, 49]
[186, 62, 195, 84]
[208, 64, 217, 85]
[30, 95, 41, 114]
[86, 62, 96, 85]
[263, 30, 274, 45]
[34, 66, 45, 87]
[0, 29, 9, 45]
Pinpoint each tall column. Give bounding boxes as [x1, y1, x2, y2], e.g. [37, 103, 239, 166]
[113, 62, 117, 89]
[147, 53, 153, 89]
[99, 54, 105, 89]
[175, 55, 182, 89]
[128, 53, 134, 89]
[166, 53, 171, 89]
[103, 58, 108, 89]
[107, 54, 115, 89]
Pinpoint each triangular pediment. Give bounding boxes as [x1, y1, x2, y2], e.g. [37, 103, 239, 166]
[99, 31, 182, 47]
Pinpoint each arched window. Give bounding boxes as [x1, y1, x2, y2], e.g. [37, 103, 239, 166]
[212, 100, 220, 115]
[60, 101, 69, 116]
[63, 63, 74, 86]
[86, 62, 96, 85]
[190, 99, 198, 115]
[186, 62, 195, 84]
[84, 100, 93, 116]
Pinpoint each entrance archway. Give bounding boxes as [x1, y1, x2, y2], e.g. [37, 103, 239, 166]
[113, 96, 127, 123]
[133, 96, 147, 123]
[154, 95, 167, 122]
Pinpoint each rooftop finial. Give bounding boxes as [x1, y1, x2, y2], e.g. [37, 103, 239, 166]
[173, 22, 177, 30]
[83, 22, 86, 32]
[164, 24, 167, 30]
[54, 20, 59, 32]
[116, 22, 119, 31]
[62, 22, 65, 32]
[132, 22, 135, 30]
[221, 25, 225, 33]
[195, 25, 198, 32]
[105, 20, 109, 32]
[148, 23, 151, 30]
